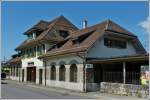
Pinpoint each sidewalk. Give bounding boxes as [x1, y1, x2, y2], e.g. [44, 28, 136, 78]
[6, 80, 148, 100]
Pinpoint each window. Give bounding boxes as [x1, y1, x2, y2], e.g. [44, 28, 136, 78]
[34, 47, 36, 56]
[27, 32, 37, 40]
[51, 65, 56, 80]
[26, 49, 30, 58]
[37, 46, 40, 55]
[27, 34, 33, 40]
[21, 51, 25, 58]
[104, 38, 126, 49]
[37, 44, 45, 56]
[29, 48, 32, 57]
[59, 65, 66, 81]
[42, 44, 45, 54]
[72, 30, 95, 44]
[31, 48, 34, 57]
[48, 40, 68, 51]
[70, 64, 77, 82]
[28, 62, 34, 67]
[59, 30, 69, 38]
[16, 67, 19, 77]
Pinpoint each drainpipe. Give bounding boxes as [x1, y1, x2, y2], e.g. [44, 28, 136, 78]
[44, 60, 47, 86]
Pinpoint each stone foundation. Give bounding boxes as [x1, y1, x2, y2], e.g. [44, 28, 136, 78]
[100, 82, 149, 98]
[46, 80, 83, 91]
[87, 83, 100, 92]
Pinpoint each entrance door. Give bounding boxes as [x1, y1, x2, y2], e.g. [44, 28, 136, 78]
[31, 67, 36, 82]
[22, 69, 24, 82]
[27, 67, 36, 82]
[39, 69, 43, 85]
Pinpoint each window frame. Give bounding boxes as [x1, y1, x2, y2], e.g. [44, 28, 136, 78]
[104, 38, 127, 49]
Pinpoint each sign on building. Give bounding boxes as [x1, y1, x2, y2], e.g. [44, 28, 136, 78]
[86, 64, 93, 69]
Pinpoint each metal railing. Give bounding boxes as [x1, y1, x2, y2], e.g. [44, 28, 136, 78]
[103, 72, 140, 85]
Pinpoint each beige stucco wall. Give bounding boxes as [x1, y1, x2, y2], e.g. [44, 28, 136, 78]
[44, 55, 84, 91]
[45, 64, 84, 91]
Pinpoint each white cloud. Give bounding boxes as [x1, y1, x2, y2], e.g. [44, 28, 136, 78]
[139, 16, 150, 34]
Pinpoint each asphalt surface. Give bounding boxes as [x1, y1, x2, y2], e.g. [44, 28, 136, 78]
[1, 80, 148, 100]
[1, 80, 92, 99]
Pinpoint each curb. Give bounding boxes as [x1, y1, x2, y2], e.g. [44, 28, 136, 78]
[27, 84, 96, 99]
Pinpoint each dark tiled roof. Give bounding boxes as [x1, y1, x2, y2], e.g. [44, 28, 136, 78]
[39, 19, 146, 58]
[24, 20, 49, 35]
[9, 57, 21, 64]
[15, 16, 78, 50]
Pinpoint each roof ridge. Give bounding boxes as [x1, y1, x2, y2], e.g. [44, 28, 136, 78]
[105, 19, 136, 36]
[70, 20, 107, 37]
[41, 16, 64, 39]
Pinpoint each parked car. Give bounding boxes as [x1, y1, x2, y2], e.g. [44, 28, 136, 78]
[1, 72, 6, 80]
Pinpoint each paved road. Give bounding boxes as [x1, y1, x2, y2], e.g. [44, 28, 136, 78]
[1, 80, 147, 100]
[1, 80, 92, 99]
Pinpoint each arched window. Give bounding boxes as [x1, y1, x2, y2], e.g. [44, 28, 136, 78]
[51, 65, 56, 80]
[70, 64, 77, 82]
[59, 65, 66, 81]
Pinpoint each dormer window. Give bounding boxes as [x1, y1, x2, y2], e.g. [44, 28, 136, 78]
[59, 30, 69, 38]
[72, 37, 79, 44]
[48, 39, 68, 51]
[27, 34, 33, 40]
[72, 30, 95, 44]
[27, 32, 37, 40]
[51, 44, 58, 49]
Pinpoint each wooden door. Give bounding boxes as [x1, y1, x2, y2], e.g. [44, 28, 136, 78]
[39, 69, 43, 84]
[22, 69, 24, 82]
[31, 67, 36, 82]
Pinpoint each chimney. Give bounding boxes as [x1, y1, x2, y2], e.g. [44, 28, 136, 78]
[82, 20, 87, 29]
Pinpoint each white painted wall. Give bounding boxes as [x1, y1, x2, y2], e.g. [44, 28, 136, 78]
[87, 37, 137, 58]
[22, 57, 43, 68]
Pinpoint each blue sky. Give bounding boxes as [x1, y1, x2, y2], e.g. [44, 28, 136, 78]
[2, 1, 149, 60]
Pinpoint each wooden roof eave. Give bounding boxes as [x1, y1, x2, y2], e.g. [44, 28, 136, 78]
[87, 54, 149, 64]
[38, 46, 87, 59]
[38, 51, 86, 61]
